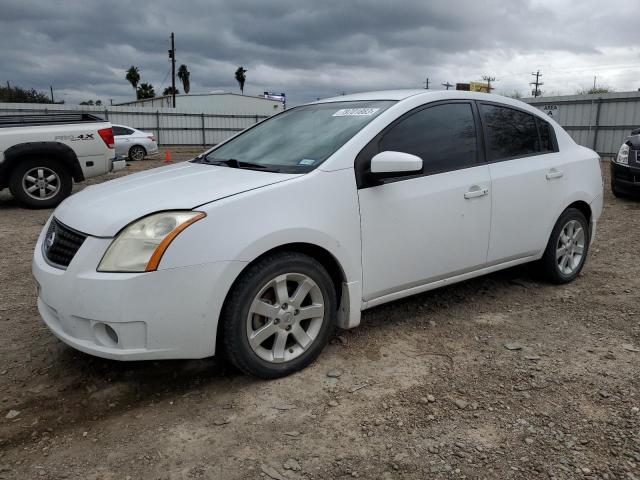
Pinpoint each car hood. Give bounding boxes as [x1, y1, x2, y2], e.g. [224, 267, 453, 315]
[54, 161, 300, 237]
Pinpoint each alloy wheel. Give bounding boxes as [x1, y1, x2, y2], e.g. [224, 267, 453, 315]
[556, 219, 585, 276]
[246, 272, 325, 363]
[22, 167, 60, 200]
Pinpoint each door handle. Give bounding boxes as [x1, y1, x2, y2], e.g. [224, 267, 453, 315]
[464, 186, 489, 199]
[546, 168, 564, 180]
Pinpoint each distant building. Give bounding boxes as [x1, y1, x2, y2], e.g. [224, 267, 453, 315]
[116, 92, 284, 115]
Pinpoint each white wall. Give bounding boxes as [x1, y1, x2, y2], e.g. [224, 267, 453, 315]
[119, 93, 284, 116]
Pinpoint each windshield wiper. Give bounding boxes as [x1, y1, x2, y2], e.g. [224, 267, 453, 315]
[204, 158, 271, 170]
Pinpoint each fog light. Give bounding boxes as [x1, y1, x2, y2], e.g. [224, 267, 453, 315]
[94, 323, 119, 347]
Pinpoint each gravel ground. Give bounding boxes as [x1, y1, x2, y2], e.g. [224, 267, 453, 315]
[0, 148, 638, 480]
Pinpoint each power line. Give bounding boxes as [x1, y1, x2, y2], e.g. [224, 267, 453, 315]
[530, 70, 543, 97]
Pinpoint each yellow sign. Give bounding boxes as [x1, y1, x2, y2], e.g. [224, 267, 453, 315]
[469, 81, 490, 93]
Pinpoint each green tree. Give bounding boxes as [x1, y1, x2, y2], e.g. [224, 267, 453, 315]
[177, 64, 190, 94]
[235, 66, 247, 94]
[125, 66, 140, 97]
[0, 84, 52, 103]
[576, 86, 614, 95]
[163, 86, 179, 96]
[137, 83, 155, 100]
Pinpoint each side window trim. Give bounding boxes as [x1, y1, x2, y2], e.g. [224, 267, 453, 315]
[477, 101, 560, 164]
[355, 100, 480, 189]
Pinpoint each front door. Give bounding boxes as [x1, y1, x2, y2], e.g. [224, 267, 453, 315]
[357, 102, 492, 302]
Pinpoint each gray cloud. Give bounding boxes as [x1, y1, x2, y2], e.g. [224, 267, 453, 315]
[1, 0, 639, 105]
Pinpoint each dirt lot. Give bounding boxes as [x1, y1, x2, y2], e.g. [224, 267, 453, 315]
[0, 148, 638, 480]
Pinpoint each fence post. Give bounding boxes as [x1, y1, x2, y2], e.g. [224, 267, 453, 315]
[201, 113, 206, 147]
[156, 110, 161, 146]
[255, 114, 259, 124]
[592, 97, 602, 152]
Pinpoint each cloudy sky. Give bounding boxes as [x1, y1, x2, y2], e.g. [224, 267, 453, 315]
[1, 0, 639, 105]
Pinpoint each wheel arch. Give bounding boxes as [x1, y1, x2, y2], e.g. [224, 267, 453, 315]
[215, 241, 357, 354]
[0, 142, 83, 188]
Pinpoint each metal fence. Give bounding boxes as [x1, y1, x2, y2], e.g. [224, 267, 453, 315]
[525, 91, 640, 156]
[0, 103, 271, 146]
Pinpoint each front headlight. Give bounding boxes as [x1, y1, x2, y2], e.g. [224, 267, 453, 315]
[616, 143, 629, 165]
[98, 211, 205, 272]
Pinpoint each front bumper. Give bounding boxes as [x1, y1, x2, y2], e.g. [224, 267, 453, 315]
[610, 160, 640, 196]
[32, 220, 246, 361]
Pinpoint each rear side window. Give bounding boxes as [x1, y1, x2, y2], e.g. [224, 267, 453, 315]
[379, 103, 477, 175]
[112, 126, 126, 136]
[480, 104, 546, 161]
[537, 118, 554, 152]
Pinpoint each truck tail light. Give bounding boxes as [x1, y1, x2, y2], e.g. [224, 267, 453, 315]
[98, 128, 115, 149]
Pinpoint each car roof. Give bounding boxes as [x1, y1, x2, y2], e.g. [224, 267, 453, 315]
[314, 89, 528, 106]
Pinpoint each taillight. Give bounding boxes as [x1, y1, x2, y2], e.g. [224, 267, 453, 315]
[98, 128, 115, 149]
[148, 135, 156, 142]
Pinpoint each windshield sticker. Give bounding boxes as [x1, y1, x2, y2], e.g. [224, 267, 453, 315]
[299, 158, 316, 166]
[332, 108, 380, 117]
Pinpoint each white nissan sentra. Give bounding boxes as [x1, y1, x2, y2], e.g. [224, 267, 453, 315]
[33, 90, 603, 378]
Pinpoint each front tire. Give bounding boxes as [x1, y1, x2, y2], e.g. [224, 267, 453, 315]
[8, 158, 72, 209]
[539, 208, 589, 284]
[128, 145, 146, 161]
[221, 252, 337, 379]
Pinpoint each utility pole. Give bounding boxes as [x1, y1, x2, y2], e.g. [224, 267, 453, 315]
[441, 81, 453, 90]
[168, 32, 176, 108]
[424, 77, 430, 89]
[482, 75, 496, 92]
[50, 85, 54, 103]
[530, 70, 543, 97]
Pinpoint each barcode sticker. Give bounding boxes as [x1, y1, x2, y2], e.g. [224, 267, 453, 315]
[332, 108, 380, 117]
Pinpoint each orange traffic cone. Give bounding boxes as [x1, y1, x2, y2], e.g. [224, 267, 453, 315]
[164, 150, 172, 163]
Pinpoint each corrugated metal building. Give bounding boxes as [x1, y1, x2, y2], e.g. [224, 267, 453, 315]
[117, 92, 284, 115]
[525, 91, 640, 156]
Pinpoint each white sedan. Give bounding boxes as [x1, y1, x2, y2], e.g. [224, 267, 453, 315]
[112, 124, 158, 161]
[33, 90, 603, 378]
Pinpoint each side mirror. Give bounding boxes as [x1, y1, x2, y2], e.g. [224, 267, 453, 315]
[370, 151, 423, 176]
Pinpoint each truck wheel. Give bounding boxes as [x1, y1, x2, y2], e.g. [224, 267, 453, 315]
[8, 158, 72, 209]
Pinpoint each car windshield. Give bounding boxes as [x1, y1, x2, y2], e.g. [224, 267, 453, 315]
[201, 100, 395, 172]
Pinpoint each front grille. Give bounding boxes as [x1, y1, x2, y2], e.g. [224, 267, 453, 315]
[43, 218, 87, 268]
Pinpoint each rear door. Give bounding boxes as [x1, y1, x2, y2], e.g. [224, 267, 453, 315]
[357, 101, 492, 302]
[112, 126, 133, 156]
[479, 103, 565, 263]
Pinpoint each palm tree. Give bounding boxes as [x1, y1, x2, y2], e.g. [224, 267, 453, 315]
[136, 83, 155, 100]
[177, 65, 190, 94]
[163, 86, 179, 96]
[125, 66, 140, 98]
[235, 66, 247, 94]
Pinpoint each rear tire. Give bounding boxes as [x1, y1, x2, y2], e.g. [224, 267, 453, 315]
[8, 158, 72, 209]
[128, 145, 146, 161]
[539, 208, 589, 284]
[611, 180, 625, 198]
[221, 251, 337, 379]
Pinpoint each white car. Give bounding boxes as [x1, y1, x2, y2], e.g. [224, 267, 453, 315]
[33, 90, 603, 378]
[112, 124, 158, 161]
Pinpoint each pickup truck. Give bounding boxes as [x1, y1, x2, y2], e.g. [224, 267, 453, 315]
[0, 113, 125, 208]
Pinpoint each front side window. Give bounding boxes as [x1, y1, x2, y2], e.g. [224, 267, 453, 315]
[481, 104, 541, 161]
[203, 101, 395, 173]
[379, 102, 477, 175]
